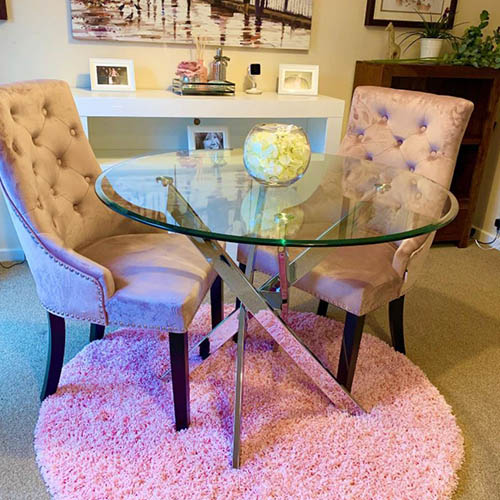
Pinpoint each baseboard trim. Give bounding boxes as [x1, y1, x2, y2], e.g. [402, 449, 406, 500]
[472, 226, 500, 251]
[0, 248, 25, 263]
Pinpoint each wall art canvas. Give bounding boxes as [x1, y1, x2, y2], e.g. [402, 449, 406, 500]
[71, 0, 313, 50]
[365, 0, 457, 27]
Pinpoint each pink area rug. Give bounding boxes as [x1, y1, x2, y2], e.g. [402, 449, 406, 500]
[35, 306, 463, 499]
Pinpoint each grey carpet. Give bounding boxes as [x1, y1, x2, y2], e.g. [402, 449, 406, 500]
[0, 244, 499, 499]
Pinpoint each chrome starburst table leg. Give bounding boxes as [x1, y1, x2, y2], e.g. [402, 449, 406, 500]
[156, 176, 366, 469]
[232, 245, 256, 468]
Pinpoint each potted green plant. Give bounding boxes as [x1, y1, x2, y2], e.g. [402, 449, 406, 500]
[400, 8, 457, 59]
[443, 10, 500, 69]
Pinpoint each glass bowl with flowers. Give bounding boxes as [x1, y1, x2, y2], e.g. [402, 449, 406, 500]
[243, 123, 311, 187]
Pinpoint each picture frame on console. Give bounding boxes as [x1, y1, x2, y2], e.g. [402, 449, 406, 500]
[365, 0, 457, 28]
[278, 64, 319, 96]
[89, 58, 136, 92]
[188, 126, 230, 151]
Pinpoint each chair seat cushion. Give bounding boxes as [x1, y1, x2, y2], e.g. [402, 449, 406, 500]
[238, 243, 403, 317]
[80, 233, 217, 332]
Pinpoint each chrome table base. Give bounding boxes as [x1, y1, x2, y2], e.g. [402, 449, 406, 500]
[157, 176, 366, 469]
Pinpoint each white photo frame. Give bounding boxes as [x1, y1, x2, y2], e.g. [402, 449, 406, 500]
[89, 58, 136, 91]
[187, 126, 231, 151]
[278, 64, 319, 96]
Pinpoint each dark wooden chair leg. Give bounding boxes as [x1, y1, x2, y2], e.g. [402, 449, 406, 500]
[389, 295, 406, 354]
[40, 312, 66, 401]
[89, 323, 105, 342]
[169, 332, 190, 431]
[317, 300, 329, 317]
[200, 275, 224, 359]
[337, 312, 365, 392]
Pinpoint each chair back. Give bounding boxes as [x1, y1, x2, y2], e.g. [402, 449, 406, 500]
[0, 80, 126, 253]
[338, 86, 473, 291]
[339, 86, 473, 190]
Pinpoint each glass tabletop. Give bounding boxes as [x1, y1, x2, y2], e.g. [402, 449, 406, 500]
[95, 149, 458, 247]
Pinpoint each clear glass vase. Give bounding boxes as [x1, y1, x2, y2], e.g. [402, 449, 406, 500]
[243, 123, 311, 187]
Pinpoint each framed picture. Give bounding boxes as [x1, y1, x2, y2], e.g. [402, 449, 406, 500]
[89, 58, 136, 92]
[278, 65, 319, 96]
[365, 0, 458, 28]
[71, 1, 313, 50]
[0, 0, 7, 20]
[187, 126, 230, 151]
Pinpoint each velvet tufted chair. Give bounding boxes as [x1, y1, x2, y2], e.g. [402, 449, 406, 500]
[238, 86, 473, 391]
[0, 80, 223, 430]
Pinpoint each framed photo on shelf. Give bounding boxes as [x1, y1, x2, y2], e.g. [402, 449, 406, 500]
[187, 126, 230, 151]
[89, 58, 136, 91]
[365, 0, 457, 28]
[278, 64, 319, 96]
[0, 0, 7, 20]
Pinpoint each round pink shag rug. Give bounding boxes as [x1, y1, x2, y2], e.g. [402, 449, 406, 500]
[35, 306, 463, 500]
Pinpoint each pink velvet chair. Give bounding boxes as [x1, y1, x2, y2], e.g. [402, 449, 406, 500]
[238, 86, 473, 391]
[0, 80, 223, 430]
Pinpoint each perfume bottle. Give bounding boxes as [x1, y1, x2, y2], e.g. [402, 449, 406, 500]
[209, 48, 230, 82]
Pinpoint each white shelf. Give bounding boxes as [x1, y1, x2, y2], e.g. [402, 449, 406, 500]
[72, 88, 345, 119]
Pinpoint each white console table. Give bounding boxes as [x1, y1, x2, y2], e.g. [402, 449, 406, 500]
[0, 89, 345, 261]
[71, 89, 345, 164]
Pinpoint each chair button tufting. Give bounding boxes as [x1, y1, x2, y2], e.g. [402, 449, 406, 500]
[408, 165, 415, 172]
[73, 204, 79, 212]
[420, 125, 427, 132]
[57, 159, 62, 166]
[70, 128, 76, 136]
[37, 201, 42, 209]
[42, 108, 48, 116]
[50, 188, 55, 195]
[416, 192, 422, 200]
[85, 176, 91, 183]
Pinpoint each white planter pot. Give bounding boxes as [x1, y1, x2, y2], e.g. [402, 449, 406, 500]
[420, 38, 444, 58]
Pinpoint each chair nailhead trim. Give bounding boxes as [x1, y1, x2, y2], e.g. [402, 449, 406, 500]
[5, 199, 108, 323]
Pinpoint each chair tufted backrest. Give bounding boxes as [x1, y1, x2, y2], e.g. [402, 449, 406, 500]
[338, 86, 473, 292]
[339, 86, 473, 190]
[0, 80, 133, 251]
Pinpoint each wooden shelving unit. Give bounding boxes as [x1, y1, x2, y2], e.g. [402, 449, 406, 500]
[352, 61, 500, 247]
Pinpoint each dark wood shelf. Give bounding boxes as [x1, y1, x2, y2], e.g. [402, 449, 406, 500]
[353, 61, 500, 247]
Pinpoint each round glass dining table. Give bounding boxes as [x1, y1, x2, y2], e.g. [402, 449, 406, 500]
[96, 148, 458, 468]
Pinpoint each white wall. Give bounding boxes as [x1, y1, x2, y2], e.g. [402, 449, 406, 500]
[0, 0, 499, 258]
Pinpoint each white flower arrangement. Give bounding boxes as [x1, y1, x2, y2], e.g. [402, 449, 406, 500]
[243, 124, 311, 186]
